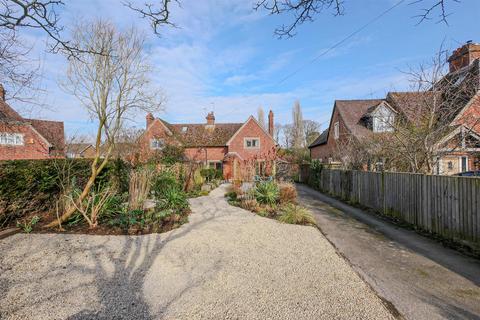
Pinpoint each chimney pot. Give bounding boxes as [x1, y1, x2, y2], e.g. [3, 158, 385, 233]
[448, 41, 480, 72]
[268, 110, 274, 137]
[146, 113, 154, 128]
[206, 111, 215, 126]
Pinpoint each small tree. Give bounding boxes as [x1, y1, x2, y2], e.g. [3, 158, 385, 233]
[292, 100, 305, 148]
[46, 20, 163, 228]
[257, 106, 266, 129]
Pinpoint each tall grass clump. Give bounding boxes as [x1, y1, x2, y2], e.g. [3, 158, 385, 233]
[278, 204, 316, 226]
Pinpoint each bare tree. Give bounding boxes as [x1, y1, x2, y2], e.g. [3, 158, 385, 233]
[123, 0, 178, 35]
[257, 106, 266, 129]
[273, 122, 282, 144]
[0, 28, 39, 102]
[292, 100, 305, 148]
[336, 45, 480, 174]
[45, 20, 164, 228]
[255, 0, 462, 38]
[303, 119, 320, 146]
[0, 0, 178, 56]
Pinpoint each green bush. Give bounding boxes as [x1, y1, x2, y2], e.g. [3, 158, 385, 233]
[160, 145, 185, 165]
[254, 181, 279, 205]
[225, 191, 237, 201]
[151, 170, 181, 197]
[156, 187, 189, 211]
[278, 204, 316, 226]
[0, 159, 130, 228]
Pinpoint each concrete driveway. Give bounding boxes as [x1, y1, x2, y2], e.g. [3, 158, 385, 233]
[297, 184, 480, 320]
[0, 184, 395, 320]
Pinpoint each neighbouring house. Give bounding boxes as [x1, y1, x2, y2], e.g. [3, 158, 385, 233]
[136, 110, 277, 180]
[0, 85, 65, 160]
[66, 143, 96, 159]
[309, 42, 480, 174]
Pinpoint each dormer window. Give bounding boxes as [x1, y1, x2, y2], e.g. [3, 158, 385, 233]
[371, 103, 395, 133]
[181, 126, 188, 133]
[150, 138, 164, 150]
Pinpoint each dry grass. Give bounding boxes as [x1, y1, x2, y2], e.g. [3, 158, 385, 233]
[279, 182, 297, 204]
[279, 204, 316, 226]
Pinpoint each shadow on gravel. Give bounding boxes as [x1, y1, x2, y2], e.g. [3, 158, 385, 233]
[65, 215, 216, 320]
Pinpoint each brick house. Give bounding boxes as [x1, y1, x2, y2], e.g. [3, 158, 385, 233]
[309, 42, 480, 174]
[0, 85, 65, 160]
[136, 110, 277, 180]
[66, 143, 96, 159]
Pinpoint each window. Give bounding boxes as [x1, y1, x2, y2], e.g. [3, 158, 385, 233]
[244, 138, 260, 149]
[181, 126, 188, 133]
[208, 161, 222, 171]
[372, 105, 395, 133]
[334, 122, 339, 139]
[372, 116, 394, 132]
[150, 138, 164, 150]
[0, 133, 24, 146]
[448, 161, 453, 170]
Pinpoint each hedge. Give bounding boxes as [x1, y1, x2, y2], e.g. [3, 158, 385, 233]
[0, 158, 130, 228]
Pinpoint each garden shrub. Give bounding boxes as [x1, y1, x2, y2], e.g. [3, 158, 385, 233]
[254, 181, 279, 206]
[279, 182, 297, 204]
[0, 159, 130, 228]
[278, 204, 316, 226]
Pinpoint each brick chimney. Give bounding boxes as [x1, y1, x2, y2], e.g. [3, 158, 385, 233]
[268, 110, 274, 136]
[0, 84, 5, 101]
[448, 41, 480, 73]
[206, 111, 215, 126]
[146, 113, 154, 128]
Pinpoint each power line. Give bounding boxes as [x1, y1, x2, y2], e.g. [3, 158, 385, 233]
[276, 0, 406, 86]
[222, 0, 406, 118]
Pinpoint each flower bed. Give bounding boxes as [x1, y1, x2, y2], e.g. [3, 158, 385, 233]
[225, 180, 316, 226]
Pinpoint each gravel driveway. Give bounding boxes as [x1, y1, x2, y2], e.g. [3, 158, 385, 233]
[0, 184, 395, 320]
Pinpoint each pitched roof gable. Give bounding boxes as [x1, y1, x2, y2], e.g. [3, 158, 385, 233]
[0, 98, 64, 152]
[308, 129, 328, 148]
[225, 116, 276, 146]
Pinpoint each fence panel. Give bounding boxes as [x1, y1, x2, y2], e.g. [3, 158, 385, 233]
[305, 168, 479, 249]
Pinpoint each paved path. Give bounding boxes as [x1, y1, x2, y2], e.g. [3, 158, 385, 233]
[297, 184, 480, 320]
[0, 184, 395, 320]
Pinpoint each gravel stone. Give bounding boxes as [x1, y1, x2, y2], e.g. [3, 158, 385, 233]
[0, 184, 395, 320]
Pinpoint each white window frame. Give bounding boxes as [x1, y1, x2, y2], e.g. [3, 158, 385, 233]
[0, 133, 24, 146]
[244, 137, 260, 149]
[150, 138, 165, 150]
[333, 122, 339, 140]
[459, 156, 468, 172]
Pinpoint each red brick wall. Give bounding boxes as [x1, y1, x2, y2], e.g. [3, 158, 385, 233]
[0, 123, 55, 160]
[137, 120, 180, 162]
[227, 117, 276, 160]
[184, 147, 227, 162]
[309, 107, 348, 162]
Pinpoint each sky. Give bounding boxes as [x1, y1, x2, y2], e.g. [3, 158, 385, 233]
[13, 0, 480, 139]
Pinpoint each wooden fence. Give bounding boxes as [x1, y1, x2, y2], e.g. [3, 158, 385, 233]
[301, 168, 480, 249]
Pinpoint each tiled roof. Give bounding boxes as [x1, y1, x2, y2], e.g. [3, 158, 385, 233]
[0, 98, 65, 153]
[308, 129, 328, 148]
[26, 119, 65, 152]
[386, 91, 441, 124]
[335, 99, 385, 139]
[67, 143, 93, 154]
[159, 120, 243, 147]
